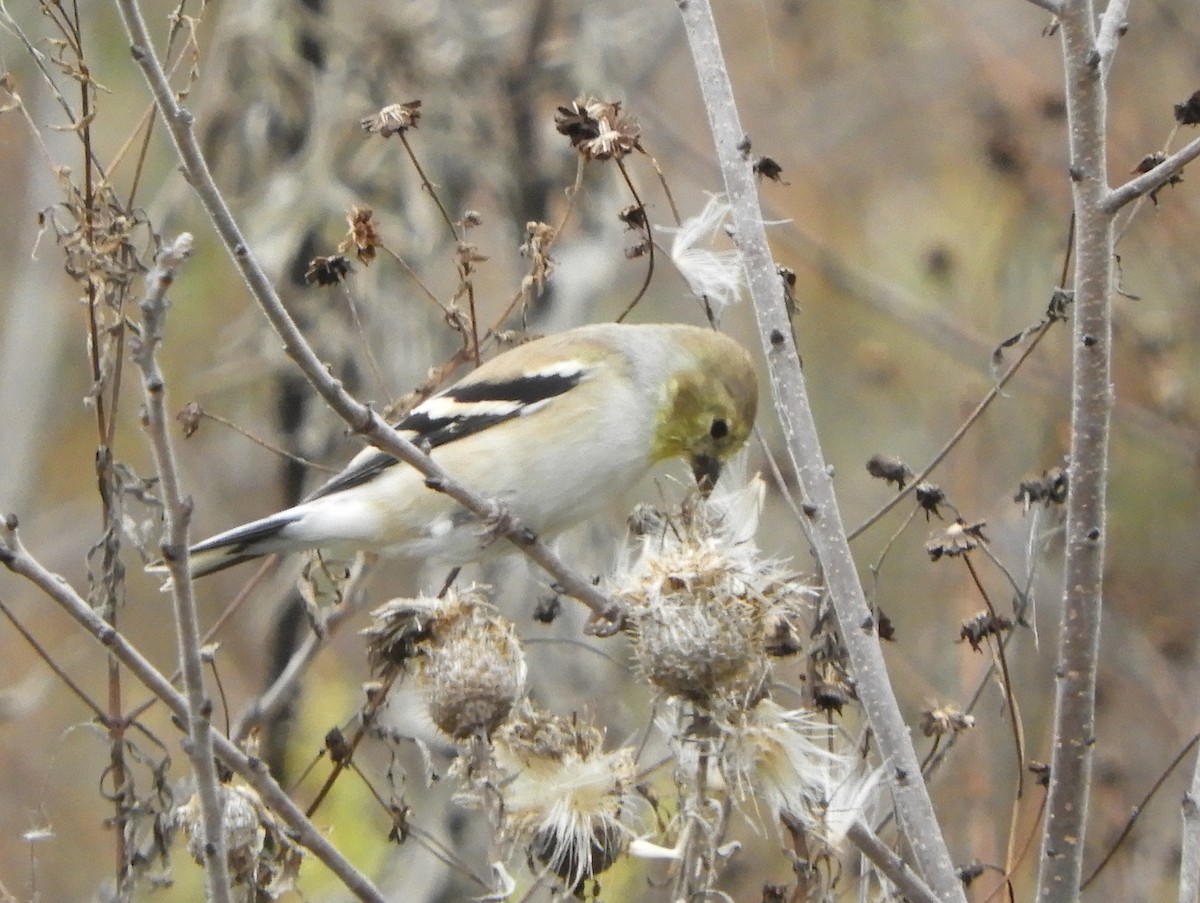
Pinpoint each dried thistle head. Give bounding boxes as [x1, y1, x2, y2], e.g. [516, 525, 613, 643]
[363, 585, 526, 739]
[612, 475, 814, 708]
[423, 614, 526, 739]
[173, 783, 303, 898]
[486, 705, 640, 891]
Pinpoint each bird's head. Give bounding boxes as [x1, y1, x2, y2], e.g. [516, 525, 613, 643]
[652, 335, 758, 495]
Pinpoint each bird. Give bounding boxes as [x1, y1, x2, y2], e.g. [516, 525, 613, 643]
[156, 322, 758, 579]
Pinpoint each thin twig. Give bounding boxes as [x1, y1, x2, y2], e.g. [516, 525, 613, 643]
[1103, 134, 1200, 213]
[231, 553, 373, 742]
[131, 233, 233, 902]
[963, 556, 1025, 799]
[848, 320, 1055, 541]
[676, 3, 964, 898]
[1081, 731, 1200, 890]
[613, 158, 655, 323]
[0, 596, 108, 722]
[194, 408, 338, 473]
[846, 820, 943, 903]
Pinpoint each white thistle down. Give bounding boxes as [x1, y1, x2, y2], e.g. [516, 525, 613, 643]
[663, 194, 744, 318]
[717, 699, 878, 846]
[480, 706, 643, 891]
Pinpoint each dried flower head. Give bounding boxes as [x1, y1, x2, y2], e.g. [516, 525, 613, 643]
[920, 702, 976, 737]
[363, 586, 526, 739]
[866, 453, 913, 490]
[484, 705, 640, 890]
[304, 254, 352, 286]
[338, 206, 382, 264]
[173, 783, 303, 898]
[753, 155, 788, 184]
[554, 97, 642, 161]
[360, 100, 422, 137]
[520, 221, 556, 295]
[959, 610, 1012, 651]
[176, 401, 204, 438]
[807, 632, 857, 715]
[1014, 467, 1068, 510]
[926, 519, 988, 560]
[1176, 90, 1200, 126]
[915, 481, 946, 519]
[613, 474, 814, 707]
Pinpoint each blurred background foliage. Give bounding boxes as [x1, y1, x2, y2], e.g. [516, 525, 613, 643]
[0, 0, 1198, 899]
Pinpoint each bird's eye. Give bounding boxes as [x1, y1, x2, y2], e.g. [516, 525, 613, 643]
[709, 418, 729, 440]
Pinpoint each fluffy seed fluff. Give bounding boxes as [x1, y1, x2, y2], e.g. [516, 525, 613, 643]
[716, 699, 878, 845]
[663, 194, 744, 318]
[472, 704, 642, 891]
[362, 585, 526, 739]
[612, 472, 814, 707]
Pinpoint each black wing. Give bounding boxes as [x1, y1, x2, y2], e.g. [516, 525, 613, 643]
[305, 367, 585, 501]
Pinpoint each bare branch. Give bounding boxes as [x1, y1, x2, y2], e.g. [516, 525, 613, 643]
[130, 233, 232, 902]
[0, 521, 389, 903]
[1096, 0, 1130, 80]
[675, 1, 964, 900]
[1104, 134, 1200, 212]
[847, 821, 943, 903]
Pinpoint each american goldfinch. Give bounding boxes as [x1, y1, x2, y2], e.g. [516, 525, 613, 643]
[170, 322, 757, 579]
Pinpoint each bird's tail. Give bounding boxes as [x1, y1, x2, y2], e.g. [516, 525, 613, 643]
[145, 510, 305, 581]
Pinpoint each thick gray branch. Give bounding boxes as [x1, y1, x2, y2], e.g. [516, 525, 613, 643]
[675, 2, 965, 900]
[1036, 0, 1115, 899]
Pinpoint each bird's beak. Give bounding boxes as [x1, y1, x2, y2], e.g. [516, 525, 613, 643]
[691, 454, 721, 497]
